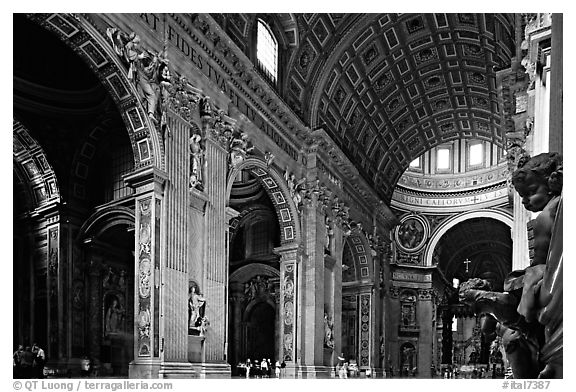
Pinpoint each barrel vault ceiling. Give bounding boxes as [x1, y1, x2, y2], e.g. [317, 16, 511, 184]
[218, 13, 518, 203]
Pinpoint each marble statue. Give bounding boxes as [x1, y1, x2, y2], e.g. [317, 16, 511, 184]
[324, 312, 335, 349]
[459, 152, 562, 378]
[188, 285, 207, 335]
[189, 133, 204, 190]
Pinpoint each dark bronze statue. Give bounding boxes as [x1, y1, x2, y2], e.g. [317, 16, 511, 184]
[459, 152, 562, 379]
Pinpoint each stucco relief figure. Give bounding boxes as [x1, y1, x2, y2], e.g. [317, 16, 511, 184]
[199, 96, 212, 117]
[398, 218, 424, 250]
[188, 285, 207, 335]
[106, 28, 170, 124]
[229, 131, 253, 168]
[459, 153, 563, 379]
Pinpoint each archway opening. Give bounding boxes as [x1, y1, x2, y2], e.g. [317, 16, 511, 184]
[434, 217, 512, 373]
[227, 168, 281, 375]
[246, 302, 276, 363]
[83, 221, 135, 377]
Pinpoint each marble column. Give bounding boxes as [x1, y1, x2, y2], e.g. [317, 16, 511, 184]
[274, 243, 299, 377]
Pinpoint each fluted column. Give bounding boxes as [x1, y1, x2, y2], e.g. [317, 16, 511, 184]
[512, 192, 531, 270]
[202, 134, 228, 365]
[155, 110, 197, 377]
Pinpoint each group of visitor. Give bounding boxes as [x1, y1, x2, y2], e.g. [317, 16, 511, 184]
[13, 343, 46, 379]
[239, 358, 285, 378]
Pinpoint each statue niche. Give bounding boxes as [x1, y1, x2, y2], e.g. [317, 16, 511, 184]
[459, 152, 563, 379]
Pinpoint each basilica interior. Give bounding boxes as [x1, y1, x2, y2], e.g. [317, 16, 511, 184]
[12, 13, 562, 379]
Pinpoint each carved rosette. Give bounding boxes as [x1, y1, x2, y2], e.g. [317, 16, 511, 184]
[418, 288, 434, 301]
[389, 286, 400, 299]
[359, 294, 371, 367]
[137, 198, 152, 357]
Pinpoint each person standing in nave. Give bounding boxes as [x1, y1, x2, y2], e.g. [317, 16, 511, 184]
[13, 345, 23, 378]
[20, 346, 34, 378]
[32, 343, 45, 378]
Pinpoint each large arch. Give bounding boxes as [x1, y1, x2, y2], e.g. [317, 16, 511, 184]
[229, 263, 280, 283]
[13, 120, 61, 212]
[423, 208, 513, 267]
[226, 157, 301, 246]
[78, 206, 136, 241]
[25, 13, 164, 170]
[343, 228, 375, 283]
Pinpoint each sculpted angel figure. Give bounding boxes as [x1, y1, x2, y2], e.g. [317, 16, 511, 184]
[459, 153, 563, 379]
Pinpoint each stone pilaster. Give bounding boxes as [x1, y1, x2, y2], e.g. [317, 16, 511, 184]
[87, 258, 103, 369]
[274, 243, 299, 377]
[512, 191, 531, 270]
[227, 283, 244, 372]
[416, 288, 434, 378]
[358, 290, 372, 370]
[125, 166, 167, 378]
[300, 197, 327, 370]
[330, 223, 343, 367]
[388, 286, 401, 371]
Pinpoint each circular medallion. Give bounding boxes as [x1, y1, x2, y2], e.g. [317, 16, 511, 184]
[395, 214, 429, 253]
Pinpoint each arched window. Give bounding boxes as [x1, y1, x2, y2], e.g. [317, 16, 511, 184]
[256, 19, 278, 83]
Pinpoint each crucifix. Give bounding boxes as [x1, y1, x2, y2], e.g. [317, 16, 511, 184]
[463, 258, 472, 274]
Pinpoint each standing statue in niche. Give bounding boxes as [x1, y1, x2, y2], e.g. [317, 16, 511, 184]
[105, 296, 125, 335]
[188, 285, 207, 335]
[324, 313, 335, 349]
[189, 133, 204, 190]
[459, 152, 563, 378]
